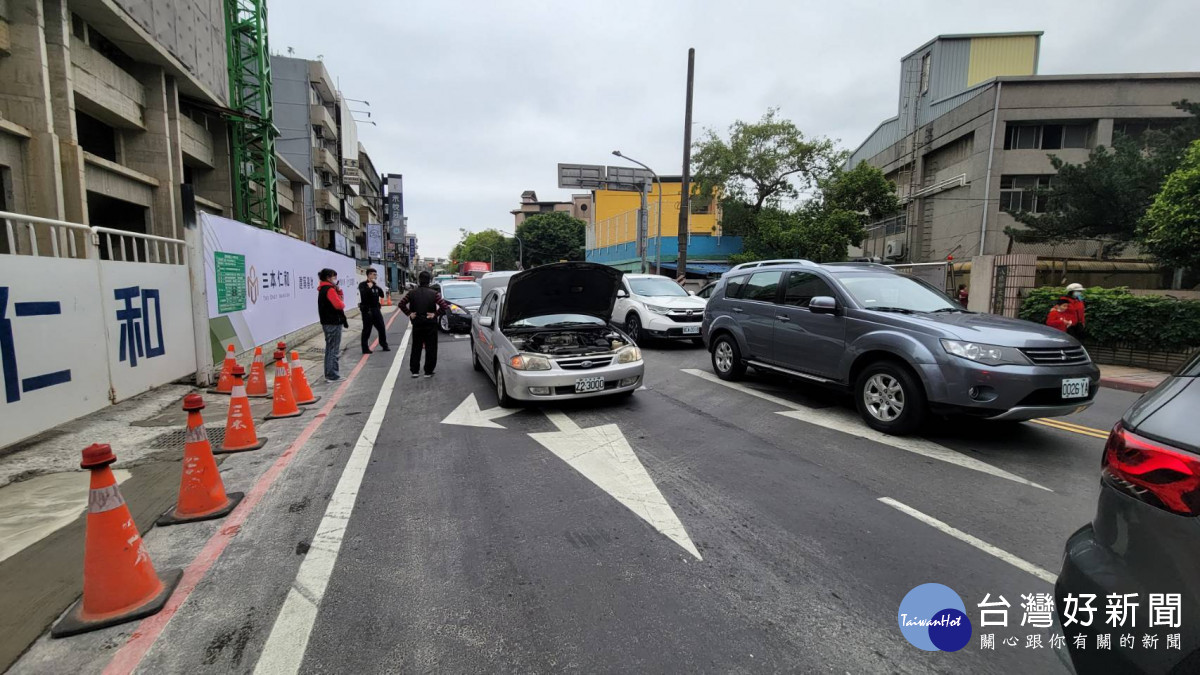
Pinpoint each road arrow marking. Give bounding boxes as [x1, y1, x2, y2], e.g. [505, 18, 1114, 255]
[531, 411, 702, 560]
[682, 369, 1051, 492]
[440, 393, 519, 429]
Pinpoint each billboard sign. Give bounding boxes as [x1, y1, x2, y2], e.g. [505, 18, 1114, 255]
[366, 223, 384, 259]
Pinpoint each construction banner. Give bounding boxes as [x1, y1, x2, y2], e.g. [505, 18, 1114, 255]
[202, 213, 358, 360]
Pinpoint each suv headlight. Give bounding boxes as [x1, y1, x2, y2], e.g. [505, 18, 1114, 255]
[509, 354, 551, 371]
[644, 304, 671, 315]
[614, 345, 642, 364]
[940, 339, 1030, 366]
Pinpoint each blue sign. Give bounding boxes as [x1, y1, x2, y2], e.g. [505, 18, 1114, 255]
[113, 286, 165, 368]
[0, 286, 72, 403]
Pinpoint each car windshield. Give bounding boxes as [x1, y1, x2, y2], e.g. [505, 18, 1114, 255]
[440, 283, 481, 302]
[508, 313, 605, 329]
[629, 278, 689, 297]
[838, 274, 960, 313]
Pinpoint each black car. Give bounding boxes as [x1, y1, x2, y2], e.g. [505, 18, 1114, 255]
[1055, 351, 1200, 674]
[438, 281, 482, 333]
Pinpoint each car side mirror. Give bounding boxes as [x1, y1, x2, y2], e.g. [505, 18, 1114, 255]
[617, 289, 628, 298]
[809, 296, 838, 315]
[479, 316, 493, 328]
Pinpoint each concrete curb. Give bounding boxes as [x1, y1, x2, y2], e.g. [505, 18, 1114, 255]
[1098, 377, 1159, 394]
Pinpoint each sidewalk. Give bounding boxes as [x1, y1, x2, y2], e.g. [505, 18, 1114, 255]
[0, 307, 396, 672]
[1098, 364, 1171, 394]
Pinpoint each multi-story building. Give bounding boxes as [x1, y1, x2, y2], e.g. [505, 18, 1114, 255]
[846, 32, 1200, 263]
[511, 190, 590, 227]
[585, 178, 740, 276]
[0, 0, 238, 239]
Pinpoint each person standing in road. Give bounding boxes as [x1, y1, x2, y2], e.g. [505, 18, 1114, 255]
[1063, 283, 1087, 340]
[1045, 297, 1075, 333]
[358, 269, 390, 354]
[398, 271, 450, 378]
[957, 284, 969, 308]
[317, 268, 349, 381]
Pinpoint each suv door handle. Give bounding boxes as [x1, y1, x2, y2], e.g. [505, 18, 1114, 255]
[775, 315, 791, 321]
[732, 307, 744, 313]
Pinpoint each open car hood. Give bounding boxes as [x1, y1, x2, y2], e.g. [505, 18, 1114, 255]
[501, 262, 623, 328]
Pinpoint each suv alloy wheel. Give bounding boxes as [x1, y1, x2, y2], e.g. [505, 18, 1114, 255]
[855, 362, 927, 435]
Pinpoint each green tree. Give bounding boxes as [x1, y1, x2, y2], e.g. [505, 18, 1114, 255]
[1007, 100, 1200, 254]
[449, 228, 517, 271]
[515, 212, 586, 267]
[693, 108, 840, 214]
[1139, 139, 1200, 271]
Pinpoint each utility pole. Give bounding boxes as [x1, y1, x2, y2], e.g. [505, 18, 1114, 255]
[676, 48, 695, 283]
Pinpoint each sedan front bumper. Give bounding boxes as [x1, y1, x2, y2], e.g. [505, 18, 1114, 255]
[504, 361, 644, 402]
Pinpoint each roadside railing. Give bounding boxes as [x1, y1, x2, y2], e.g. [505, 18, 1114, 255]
[0, 211, 185, 265]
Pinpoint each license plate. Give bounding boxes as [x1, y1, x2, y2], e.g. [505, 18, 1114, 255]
[1061, 377, 1090, 399]
[575, 377, 605, 393]
[682, 325, 700, 335]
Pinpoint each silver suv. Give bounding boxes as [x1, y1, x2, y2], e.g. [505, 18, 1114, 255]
[702, 262, 1100, 434]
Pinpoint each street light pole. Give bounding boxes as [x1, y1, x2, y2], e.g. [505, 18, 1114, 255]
[613, 151, 663, 276]
[498, 230, 524, 269]
[474, 244, 496, 271]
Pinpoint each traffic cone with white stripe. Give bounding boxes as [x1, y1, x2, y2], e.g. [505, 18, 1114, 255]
[217, 366, 268, 453]
[245, 346, 269, 398]
[157, 394, 244, 526]
[213, 344, 238, 394]
[51, 444, 182, 638]
[266, 350, 304, 420]
[289, 351, 320, 405]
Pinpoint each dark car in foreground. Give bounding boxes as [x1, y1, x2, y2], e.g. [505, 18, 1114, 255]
[438, 280, 482, 333]
[1055, 352, 1200, 675]
[702, 260, 1100, 434]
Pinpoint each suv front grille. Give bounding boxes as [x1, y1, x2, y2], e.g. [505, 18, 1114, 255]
[666, 311, 703, 323]
[1021, 346, 1090, 365]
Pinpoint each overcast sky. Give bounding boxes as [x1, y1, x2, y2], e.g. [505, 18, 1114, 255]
[269, 0, 1200, 258]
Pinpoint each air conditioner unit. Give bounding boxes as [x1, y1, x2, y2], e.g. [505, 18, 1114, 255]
[322, 211, 337, 224]
[884, 240, 905, 260]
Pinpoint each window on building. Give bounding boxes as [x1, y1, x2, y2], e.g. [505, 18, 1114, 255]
[1113, 119, 1183, 141]
[919, 53, 931, 95]
[75, 111, 117, 162]
[690, 197, 712, 214]
[999, 175, 1054, 213]
[1005, 123, 1091, 150]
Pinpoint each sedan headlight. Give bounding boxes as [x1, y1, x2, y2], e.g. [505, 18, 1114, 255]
[450, 304, 470, 316]
[940, 339, 1030, 366]
[614, 345, 642, 364]
[509, 354, 551, 371]
[644, 304, 671, 315]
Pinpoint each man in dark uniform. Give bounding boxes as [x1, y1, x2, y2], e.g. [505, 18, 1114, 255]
[398, 271, 451, 378]
[358, 269, 390, 354]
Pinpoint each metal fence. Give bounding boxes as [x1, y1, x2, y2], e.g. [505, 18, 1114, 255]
[1, 211, 186, 264]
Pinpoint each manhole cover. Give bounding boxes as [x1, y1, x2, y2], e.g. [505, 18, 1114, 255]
[147, 425, 227, 449]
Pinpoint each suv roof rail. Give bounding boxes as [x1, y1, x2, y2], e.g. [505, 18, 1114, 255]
[822, 261, 894, 271]
[728, 259, 815, 272]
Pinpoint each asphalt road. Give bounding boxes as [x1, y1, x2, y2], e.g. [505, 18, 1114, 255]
[11, 320, 1140, 674]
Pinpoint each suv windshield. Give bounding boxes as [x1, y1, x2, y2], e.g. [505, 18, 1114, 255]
[839, 274, 960, 313]
[441, 283, 482, 302]
[629, 278, 689, 297]
[509, 313, 605, 329]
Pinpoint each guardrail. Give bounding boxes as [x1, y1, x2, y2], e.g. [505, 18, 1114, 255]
[0, 210, 184, 264]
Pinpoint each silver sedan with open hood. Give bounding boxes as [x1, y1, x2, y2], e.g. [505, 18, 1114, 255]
[470, 262, 644, 406]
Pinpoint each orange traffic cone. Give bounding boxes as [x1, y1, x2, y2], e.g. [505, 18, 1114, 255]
[217, 366, 268, 453]
[289, 351, 321, 406]
[213, 344, 238, 394]
[266, 350, 304, 420]
[157, 394, 244, 526]
[245, 346, 269, 398]
[51, 444, 182, 637]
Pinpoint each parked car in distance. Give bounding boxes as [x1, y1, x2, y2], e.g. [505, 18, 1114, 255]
[471, 262, 643, 407]
[614, 274, 707, 344]
[479, 270, 519, 300]
[1055, 351, 1200, 675]
[695, 281, 717, 301]
[702, 261, 1100, 434]
[437, 280, 482, 333]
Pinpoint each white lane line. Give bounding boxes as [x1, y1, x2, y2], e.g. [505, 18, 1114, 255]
[681, 368, 1051, 492]
[878, 497, 1057, 584]
[254, 326, 412, 675]
[452, 334, 469, 340]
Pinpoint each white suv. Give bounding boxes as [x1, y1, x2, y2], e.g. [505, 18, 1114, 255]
[613, 274, 707, 344]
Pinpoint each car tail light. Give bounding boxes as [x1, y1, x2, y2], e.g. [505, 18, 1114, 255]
[1102, 423, 1200, 516]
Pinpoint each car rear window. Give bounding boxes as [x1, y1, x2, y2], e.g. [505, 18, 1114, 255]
[744, 271, 782, 302]
[724, 275, 749, 299]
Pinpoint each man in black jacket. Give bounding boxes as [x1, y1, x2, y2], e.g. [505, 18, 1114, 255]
[398, 271, 451, 378]
[358, 269, 390, 354]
